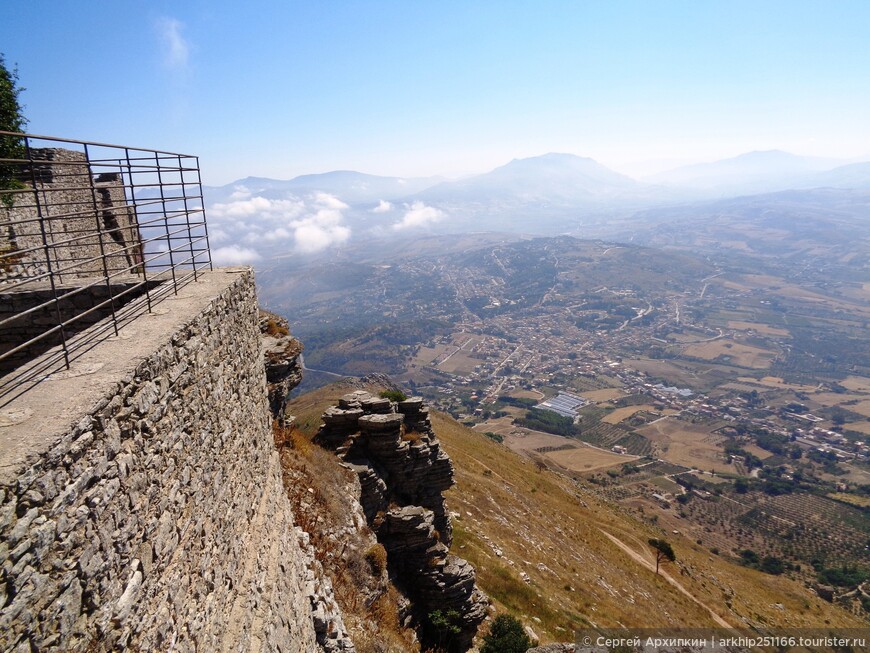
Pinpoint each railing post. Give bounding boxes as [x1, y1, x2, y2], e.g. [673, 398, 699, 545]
[155, 151, 177, 294]
[194, 156, 213, 271]
[26, 135, 71, 368]
[125, 147, 152, 312]
[84, 143, 119, 336]
[178, 155, 197, 281]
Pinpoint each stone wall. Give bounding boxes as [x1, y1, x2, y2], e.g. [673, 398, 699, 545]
[0, 279, 156, 377]
[0, 269, 320, 652]
[1, 148, 142, 285]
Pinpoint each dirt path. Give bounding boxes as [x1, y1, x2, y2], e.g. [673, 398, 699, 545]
[599, 529, 733, 628]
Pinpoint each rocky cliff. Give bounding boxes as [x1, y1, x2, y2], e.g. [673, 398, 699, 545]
[314, 390, 489, 650]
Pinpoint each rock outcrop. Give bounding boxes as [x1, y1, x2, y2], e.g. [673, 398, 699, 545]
[259, 310, 303, 422]
[258, 310, 355, 653]
[315, 390, 488, 650]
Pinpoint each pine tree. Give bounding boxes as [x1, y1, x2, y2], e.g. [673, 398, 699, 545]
[1, 54, 27, 206]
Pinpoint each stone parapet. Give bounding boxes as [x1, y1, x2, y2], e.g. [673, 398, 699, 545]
[0, 269, 319, 652]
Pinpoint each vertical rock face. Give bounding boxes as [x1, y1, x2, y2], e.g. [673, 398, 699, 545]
[259, 309, 303, 422]
[315, 390, 488, 650]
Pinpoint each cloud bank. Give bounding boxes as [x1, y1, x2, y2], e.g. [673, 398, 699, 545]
[207, 190, 351, 259]
[392, 201, 445, 230]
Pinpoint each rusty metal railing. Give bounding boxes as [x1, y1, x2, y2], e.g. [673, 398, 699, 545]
[0, 132, 212, 403]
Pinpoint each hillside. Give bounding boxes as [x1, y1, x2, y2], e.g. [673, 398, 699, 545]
[285, 378, 865, 647]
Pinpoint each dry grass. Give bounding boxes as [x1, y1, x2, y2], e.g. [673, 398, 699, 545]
[636, 418, 733, 473]
[546, 445, 637, 473]
[601, 404, 654, 424]
[264, 317, 290, 336]
[275, 414, 418, 652]
[683, 339, 777, 369]
[286, 382, 867, 645]
[841, 375, 870, 393]
[581, 388, 625, 402]
[726, 321, 790, 337]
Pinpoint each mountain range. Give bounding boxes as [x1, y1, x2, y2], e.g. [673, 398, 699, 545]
[203, 150, 870, 262]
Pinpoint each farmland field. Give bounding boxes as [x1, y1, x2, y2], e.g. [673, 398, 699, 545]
[726, 321, 790, 337]
[635, 417, 735, 473]
[840, 375, 870, 393]
[682, 339, 777, 369]
[602, 404, 655, 424]
[580, 388, 626, 402]
[545, 445, 637, 473]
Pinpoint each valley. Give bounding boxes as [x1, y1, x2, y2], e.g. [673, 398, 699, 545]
[260, 221, 870, 614]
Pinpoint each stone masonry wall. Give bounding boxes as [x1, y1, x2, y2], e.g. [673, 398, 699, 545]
[0, 270, 318, 652]
[1, 148, 142, 285]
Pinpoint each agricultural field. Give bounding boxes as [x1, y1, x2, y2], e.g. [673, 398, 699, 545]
[841, 376, 870, 393]
[635, 417, 735, 474]
[726, 321, 790, 337]
[682, 339, 778, 369]
[735, 376, 818, 392]
[545, 445, 638, 473]
[580, 388, 626, 403]
[601, 404, 656, 425]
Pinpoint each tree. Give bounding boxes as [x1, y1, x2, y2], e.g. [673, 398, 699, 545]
[427, 609, 463, 652]
[648, 538, 675, 575]
[480, 614, 532, 653]
[1, 54, 27, 207]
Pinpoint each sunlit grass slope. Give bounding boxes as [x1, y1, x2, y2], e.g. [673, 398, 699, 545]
[286, 379, 865, 644]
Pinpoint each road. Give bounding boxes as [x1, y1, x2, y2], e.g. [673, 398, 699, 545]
[599, 530, 733, 628]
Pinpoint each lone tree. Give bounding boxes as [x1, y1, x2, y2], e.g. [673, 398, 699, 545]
[480, 614, 532, 653]
[648, 538, 675, 575]
[1, 54, 27, 206]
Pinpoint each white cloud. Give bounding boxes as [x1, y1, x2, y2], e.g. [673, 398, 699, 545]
[206, 191, 351, 256]
[209, 196, 305, 219]
[157, 17, 189, 70]
[212, 245, 261, 266]
[293, 221, 351, 254]
[229, 185, 251, 200]
[313, 192, 349, 210]
[392, 201, 445, 230]
[371, 200, 393, 213]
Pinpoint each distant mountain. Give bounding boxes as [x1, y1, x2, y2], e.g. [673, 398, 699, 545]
[797, 161, 870, 190]
[647, 150, 845, 196]
[414, 152, 645, 205]
[206, 171, 444, 205]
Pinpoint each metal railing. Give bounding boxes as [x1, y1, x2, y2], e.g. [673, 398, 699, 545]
[1, 132, 212, 403]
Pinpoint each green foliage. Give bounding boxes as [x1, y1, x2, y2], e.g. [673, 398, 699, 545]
[760, 556, 786, 575]
[515, 408, 578, 437]
[426, 609, 463, 652]
[1, 54, 27, 207]
[480, 614, 531, 653]
[379, 389, 407, 402]
[734, 478, 749, 494]
[648, 538, 675, 574]
[817, 564, 869, 588]
[497, 395, 538, 408]
[484, 431, 504, 443]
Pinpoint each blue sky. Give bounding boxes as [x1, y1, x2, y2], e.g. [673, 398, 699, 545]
[2, 1, 869, 185]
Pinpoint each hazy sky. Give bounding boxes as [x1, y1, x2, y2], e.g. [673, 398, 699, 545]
[2, 1, 869, 184]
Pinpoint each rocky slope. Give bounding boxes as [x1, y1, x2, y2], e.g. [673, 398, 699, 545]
[314, 390, 489, 651]
[286, 377, 869, 650]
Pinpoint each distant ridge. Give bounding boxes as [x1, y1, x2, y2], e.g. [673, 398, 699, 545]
[646, 150, 848, 195]
[208, 171, 444, 204]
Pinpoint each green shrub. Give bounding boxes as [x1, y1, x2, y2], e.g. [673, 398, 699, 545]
[380, 389, 408, 402]
[481, 614, 531, 653]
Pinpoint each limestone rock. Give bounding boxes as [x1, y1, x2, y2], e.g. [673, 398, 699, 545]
[314, 391, 488, 650]
[259, 310, 303, 421]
